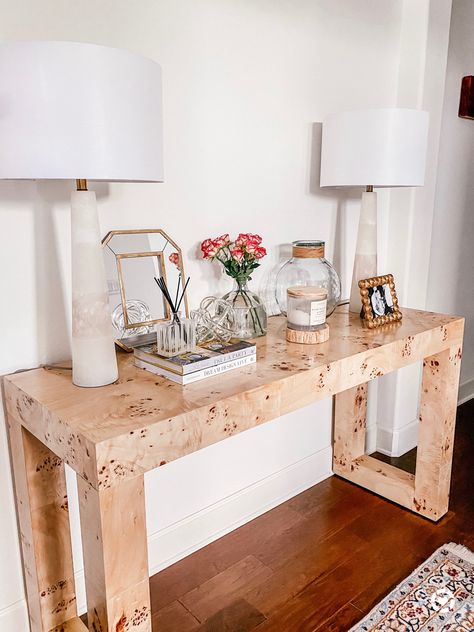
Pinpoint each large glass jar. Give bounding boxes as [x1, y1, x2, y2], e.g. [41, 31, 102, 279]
[275, 240, 341, 316]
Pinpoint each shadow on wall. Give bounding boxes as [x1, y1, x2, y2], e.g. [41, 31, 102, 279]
[450, 121, 474, 299]
[309, 121, 356, 297]
[259, 122, 357, 311]
[0, 180, 111, 366]
[33, 181, 70, 363]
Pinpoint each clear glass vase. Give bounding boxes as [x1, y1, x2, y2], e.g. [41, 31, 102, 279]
[222, 279, 267, 339]
[275, 240, 341, 317]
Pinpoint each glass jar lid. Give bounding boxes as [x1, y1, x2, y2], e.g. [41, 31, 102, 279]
[287, 286, 328, 299]
[292, 240, 325, 258]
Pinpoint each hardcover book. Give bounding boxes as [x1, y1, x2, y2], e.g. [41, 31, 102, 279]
[134, 354, 256, 385]
[134, 338, 256, 375]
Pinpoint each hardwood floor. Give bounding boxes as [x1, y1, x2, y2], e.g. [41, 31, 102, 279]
[84, 400, 474, 631]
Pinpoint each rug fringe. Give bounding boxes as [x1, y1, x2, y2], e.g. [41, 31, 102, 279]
[444, 542, 474, 564]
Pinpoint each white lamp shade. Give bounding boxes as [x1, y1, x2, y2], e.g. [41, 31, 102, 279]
[0, 41, 163, 181]
[320, 108, 429, 187]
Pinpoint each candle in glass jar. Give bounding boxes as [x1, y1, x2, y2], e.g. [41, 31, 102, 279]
[287, 286, 328, 332]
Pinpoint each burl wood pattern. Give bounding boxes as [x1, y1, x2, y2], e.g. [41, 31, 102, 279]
[50, 617, 88, 631]
[286, 323, 329, 344]
[3, 306, 464, 631]
[333, 338, 463, 521]
[6, 417, 77, 631]
[333, 383, 367, 473]
[415, 345, 463, 519]
[78, 475, 150, 632]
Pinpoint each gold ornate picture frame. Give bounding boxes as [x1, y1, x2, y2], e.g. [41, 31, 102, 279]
[359, 274, 402, 328]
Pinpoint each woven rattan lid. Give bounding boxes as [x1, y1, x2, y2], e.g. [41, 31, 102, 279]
[292, 240, 325, 259]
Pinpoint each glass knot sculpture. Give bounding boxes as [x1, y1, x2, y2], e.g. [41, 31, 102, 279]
[191, 297, 236, 344]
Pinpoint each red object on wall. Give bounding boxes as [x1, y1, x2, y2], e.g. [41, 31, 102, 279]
[459, 76, 474, 119]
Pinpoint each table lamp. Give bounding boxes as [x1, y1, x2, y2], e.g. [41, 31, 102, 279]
[0, 41, 163, 386]
[320, 108, 429, 312]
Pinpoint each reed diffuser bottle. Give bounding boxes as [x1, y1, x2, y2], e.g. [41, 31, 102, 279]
[154, 275, 196, 357]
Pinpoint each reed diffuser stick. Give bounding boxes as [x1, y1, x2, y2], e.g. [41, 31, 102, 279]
[154, 275, 190, 324]
[175, 277, 190, 315]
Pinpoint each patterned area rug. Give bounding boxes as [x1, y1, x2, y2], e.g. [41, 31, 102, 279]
[350, 543, 474, 631]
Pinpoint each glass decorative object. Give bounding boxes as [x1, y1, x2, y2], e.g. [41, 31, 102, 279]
[286, 286, 330, 345]
[275, 240, 341, 317]
[199, 232, 268, 339]
[223, 280, 267, 339]
[156, 318, 196, 357]
[111, 299, 153, 338]
[191, 297, 236, 344]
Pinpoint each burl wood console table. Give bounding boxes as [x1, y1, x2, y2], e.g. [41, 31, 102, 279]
[4, 307, 463, 632]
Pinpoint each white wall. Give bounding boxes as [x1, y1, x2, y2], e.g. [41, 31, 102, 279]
[374, 0, 453, 457]
[427, 0, 474, 404]
[0, 1, 451, 628]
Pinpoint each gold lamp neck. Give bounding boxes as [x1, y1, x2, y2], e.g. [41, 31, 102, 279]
[76, 179, 88, 191]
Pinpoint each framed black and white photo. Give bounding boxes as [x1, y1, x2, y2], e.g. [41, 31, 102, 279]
[359, 274, 402, 328]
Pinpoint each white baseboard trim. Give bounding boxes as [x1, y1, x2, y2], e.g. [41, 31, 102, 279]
[148, 446, 332, 575]
[458, 378, 474, 405]
[1, 446, 333, 624]
[376, 418, 419, 458]
[61, 446, 331, 614]
[365, 423, 377, 454]
[0, 599, 29, 632]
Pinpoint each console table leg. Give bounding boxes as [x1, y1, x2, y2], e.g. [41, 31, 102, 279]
[333, 383, 368, 474]
[77, 475, 151, 631]
[414, 345, 462, 520]
[333, 344, 462, 521]
[7, 417, 77, 631]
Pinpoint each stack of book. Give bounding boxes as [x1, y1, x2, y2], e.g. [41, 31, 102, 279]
[133, 338, 257, 385]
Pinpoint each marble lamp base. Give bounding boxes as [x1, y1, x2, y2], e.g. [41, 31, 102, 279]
[71, 188, 118, 387]
[349, 190, 378, 313]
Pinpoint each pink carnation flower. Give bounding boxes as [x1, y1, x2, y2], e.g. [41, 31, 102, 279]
[169, 252, 180, 268]
[231, 247, 245, 262]
[215, 233, 230, 247]
[201, 238, 220, 259]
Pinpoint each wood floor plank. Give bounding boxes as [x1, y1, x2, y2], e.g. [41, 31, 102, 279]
[257, 484, 381, 572]
[287, 474, 372, 517]
[245, 529, 366, 616]
[152, 600, 199, 632]
[146, 403, 473, 632]
[371, 448, 417, 475]
[252, 545, 374, 632]
[196, 598, 266, 631]
[313, 602, 364, 632]
[180, 555, 273, 623]
[150, 504, 302, 612]
[253, 500, 463, 631]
